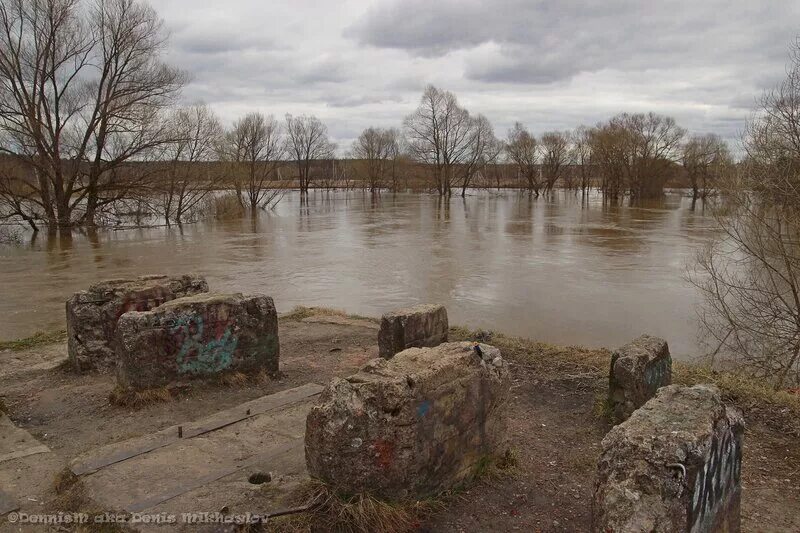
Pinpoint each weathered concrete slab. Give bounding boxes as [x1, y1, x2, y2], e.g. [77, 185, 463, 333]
[0, 415, 59, 521]
[0, 413, 50, 464]
[305, 341, 511, 500]
[377, 303, 448, 358]
[71, 383, 323, 475]
[593, 384, 744, 533]
[67, 274, 208, 371]
[115, 293, 279, 390]
[609, 334, 672, 423]
[77, 384, 323, 514]
[0, 488, 18, 515]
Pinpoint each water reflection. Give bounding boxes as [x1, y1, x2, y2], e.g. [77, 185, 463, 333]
[0, 190, 719, 358]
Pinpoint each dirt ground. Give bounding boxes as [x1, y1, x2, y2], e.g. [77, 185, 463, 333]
[1, 311, 799, 532]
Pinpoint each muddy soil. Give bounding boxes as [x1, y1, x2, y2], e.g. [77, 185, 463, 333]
[1, 313, 799, 532]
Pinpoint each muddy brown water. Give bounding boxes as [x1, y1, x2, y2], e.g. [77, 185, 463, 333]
[0, 190, 718, 359]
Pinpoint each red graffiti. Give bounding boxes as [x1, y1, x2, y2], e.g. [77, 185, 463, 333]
[372, 439, 394, 469]
[114, 289, 169, 320]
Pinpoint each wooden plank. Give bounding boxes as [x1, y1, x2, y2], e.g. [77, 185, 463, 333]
[0, 444, 51, 464]
[71, 383, 324, 476]
[128, 440, 302, 513]
[0, 489, 19, 515]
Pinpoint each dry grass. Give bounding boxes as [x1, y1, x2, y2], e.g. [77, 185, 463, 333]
[276, 479, 441, 533]
[204, 191, 244, 220]
[281, 306, 378, 324]
[469, 449, 519, 482]
[50, 469, 133, 532]
[449, 325, 610, 377]
[219, 369, 272, 387]
[271, 450, 516, 532]
[53, 467, 79, 495]
[0, 329, 67, 351]
[451, 325, 800, 431]
[108, 385, 173, 407]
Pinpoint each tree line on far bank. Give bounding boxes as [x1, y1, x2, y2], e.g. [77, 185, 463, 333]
[0, 0, 736, 231]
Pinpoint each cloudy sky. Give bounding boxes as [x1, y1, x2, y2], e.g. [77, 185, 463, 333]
[157, 0, 799, 152]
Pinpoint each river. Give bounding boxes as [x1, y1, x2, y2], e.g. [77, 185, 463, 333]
[0, 189, 718, 359]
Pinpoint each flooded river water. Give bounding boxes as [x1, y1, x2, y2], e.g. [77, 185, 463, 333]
[0, 190, 718, 359]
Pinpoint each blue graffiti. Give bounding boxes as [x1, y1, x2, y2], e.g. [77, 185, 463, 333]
[417, 400, 431, 418]
[169, 315, 238, 374]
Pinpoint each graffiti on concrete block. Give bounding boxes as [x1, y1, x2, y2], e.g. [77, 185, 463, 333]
[644, 357, 670, 389]
[689, 428, 742, 533]
[115, 289, 170, 320]
[169, 314, 238, 374]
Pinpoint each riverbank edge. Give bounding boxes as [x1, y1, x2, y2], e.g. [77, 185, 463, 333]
[3, 305, 799, 434]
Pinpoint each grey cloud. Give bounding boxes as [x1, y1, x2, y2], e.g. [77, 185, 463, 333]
[349, 0, 799, 86]
[326, 94, 404, 108]
[173, 29, 280, 55]
[155, 0, 799, 148]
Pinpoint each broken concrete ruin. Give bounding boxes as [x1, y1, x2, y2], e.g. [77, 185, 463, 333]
[305, 341, 511, 500]
[377, 303, 449, 358]
[66, 274, 208, 371]
[593, 384, 744, 533]
[115, 292, 279, 390]
[609, 334, 672, 423]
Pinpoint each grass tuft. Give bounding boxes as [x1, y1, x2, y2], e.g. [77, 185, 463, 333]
[470, 449, 519, 483]
[281, 479, 441, 533]
[108, 386, 173, 408]
[53, 467, 79, 495]
[0, 329, 67, 352]
[50, 470, 133, 532]
[593, 393, 615, 422]
[220, 371, 251, 387]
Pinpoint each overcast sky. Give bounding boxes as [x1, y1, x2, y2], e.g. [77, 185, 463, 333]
[157, 0, 799, 152]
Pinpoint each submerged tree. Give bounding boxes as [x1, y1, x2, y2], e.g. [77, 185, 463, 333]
[404, 85, 490, 196]
[570, 126, 592, 195]
[157, 104, 222, 224]
[589, 113, 684, 200]
[505, 122, 541, 195]
[681, 134, 732, 205]
[691, 41, 800, 388]
[0, 0, 185, 229]
[285, 114, 335, 194]
[219, 112, 285, 212]
[540, 131, 570, 193]
[350, 127, 400, 192]
[459, 114, 502, 197]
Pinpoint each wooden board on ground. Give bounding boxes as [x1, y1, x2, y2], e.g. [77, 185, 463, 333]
[0, 413, 50, 463]
[70, 382, 324, 476]
[78, 384, 323, 515]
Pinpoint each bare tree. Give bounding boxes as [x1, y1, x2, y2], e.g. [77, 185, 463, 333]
[505, 122, 541, 195]
[0, 0, 185, 229]
[681, 134, 732, 204]
[350, 126, 399, 192]
[690, 41, 800, 388]
[571, 126, 593, 195]
[459, 114, 502, 197]
[219, 112, 285, 212]
[285, 114, 335, 194]
[589, 113, 685, 200]
[404, 85, 477, 196]
[157, 104, 222, 224]
[540, 131, 570, 193]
